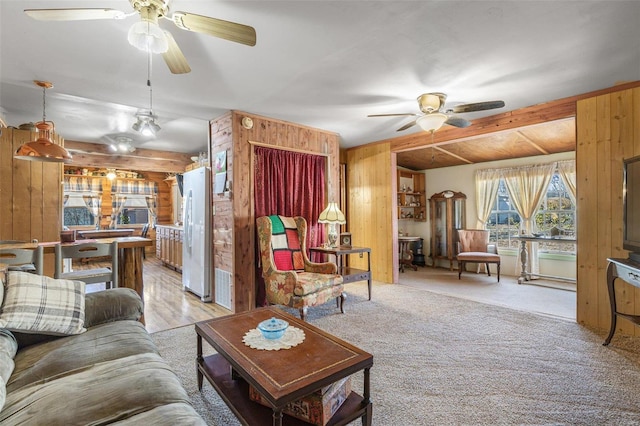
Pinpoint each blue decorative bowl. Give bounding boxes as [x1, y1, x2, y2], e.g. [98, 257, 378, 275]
[257, 317, 289, 340]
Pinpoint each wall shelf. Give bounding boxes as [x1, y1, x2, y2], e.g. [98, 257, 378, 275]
[397, 170, 426, 221]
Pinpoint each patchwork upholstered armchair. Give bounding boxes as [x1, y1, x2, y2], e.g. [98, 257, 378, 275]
[456, 229, 501, 282]
[256, 215, 345, 320]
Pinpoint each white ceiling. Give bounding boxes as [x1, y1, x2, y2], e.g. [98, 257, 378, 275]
[1, 1, 640, 155]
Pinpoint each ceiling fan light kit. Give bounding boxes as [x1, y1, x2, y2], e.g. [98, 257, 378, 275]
[14, 81, 73, 163]
[416, 113, 448, 133]
[128, 20, 168, 53]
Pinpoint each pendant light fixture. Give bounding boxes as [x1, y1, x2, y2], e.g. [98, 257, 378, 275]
[132, 49, 161, 137]
[15, 81, 73, 163]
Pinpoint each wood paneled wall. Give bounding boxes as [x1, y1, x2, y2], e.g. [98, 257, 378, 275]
[1, 128, 64, 275]
[346, 143, 397, 284]
[1, 128, 63, 244]
[209, 110, 340, 313]
[576, 87, 640, 335]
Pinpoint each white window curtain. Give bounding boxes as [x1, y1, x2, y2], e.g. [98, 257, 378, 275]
[557, 159, 577, 203]
[502, 163, 555, 276]
[82, 195, 102, 229]
[145, 195, 158, 227]
[110, 195, 128, 229]
[475, 168, 501, 229]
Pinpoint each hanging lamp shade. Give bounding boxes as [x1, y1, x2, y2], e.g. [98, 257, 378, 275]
[15, 121, 72, 163]
[15, 80, 72, 163]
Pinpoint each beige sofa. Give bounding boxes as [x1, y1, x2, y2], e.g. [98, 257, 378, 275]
[0, 268, 206, 425]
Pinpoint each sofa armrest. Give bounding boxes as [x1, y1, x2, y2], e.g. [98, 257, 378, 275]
[84, 288, 144, 328]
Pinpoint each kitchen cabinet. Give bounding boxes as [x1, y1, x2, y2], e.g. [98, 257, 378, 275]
[156, 224, 183, 272]
[397, 169, 426, 221]
[429, 190, 466, 270]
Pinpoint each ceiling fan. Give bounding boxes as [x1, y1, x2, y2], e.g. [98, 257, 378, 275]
[24, 0, 257, 74]
[368, 92, 505, 133]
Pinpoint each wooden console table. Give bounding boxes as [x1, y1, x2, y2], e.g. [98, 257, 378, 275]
[603, 257, 640, 345]
[514, 235, 576, 284]
[309, 246, 372, 300]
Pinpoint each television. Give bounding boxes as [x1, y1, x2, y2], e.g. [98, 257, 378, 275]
[623, 155, 640, 262]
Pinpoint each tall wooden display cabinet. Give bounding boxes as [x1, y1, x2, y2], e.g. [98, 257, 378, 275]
[429, 190, 466, 270]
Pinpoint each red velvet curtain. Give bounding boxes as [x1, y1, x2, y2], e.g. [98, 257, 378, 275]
[254, 146, 327, 306]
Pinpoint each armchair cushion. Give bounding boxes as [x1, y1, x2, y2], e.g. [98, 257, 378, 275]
[269, 215, 305, 271]
[294, 272, 344, 296]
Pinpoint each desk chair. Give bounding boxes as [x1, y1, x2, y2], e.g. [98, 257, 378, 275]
[55, 241, 118, 289]
[0, 246, 44, 275]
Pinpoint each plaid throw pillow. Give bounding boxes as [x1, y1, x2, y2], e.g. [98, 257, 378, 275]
[269, 215, 304, 271]
[0, 272, 86, 336]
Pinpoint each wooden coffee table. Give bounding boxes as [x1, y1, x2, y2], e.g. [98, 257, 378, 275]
[196, 307, 373, 426]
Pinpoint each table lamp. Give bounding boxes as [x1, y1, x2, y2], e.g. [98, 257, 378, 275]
[318, 202, 346, 248]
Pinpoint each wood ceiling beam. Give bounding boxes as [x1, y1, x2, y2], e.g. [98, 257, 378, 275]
[64, 140, 192, 173]
[375, 80, 640, 153]
[516, 130, 549, 155]
[434, 146, 473, 164]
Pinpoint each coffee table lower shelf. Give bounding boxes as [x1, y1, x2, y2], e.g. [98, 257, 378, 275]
[199, 353, 369, 426]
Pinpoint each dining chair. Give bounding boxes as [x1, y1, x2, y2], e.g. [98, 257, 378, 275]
[0, 246, 44, 275]
[140, 223, 150, 259]
[55, 241, 118, 289]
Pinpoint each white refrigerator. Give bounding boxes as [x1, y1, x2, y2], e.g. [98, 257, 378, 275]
[182, 167, 212, 302]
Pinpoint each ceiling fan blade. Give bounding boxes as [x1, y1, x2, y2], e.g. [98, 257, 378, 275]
[24, 8, 127, 21]
[367, 113, 417, 118]
[397, 120, 418, 131]
[171, 12, 256, 46]
[445, 116, 472, 128]
[450, 100, 505, 113]
[162, 31, 191, 74]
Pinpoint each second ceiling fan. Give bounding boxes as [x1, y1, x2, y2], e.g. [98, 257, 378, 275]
[25, 0, 257, 74]
[368, 92, 505, 133]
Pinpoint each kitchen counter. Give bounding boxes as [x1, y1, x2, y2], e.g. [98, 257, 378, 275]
[155, 224, 183, 230]
[155, 225, 184, 271]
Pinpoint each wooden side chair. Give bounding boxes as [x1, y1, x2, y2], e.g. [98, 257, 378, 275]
[55, 241, 118, 289]
[256, 215, 345, 321]
[0, 246, 44, 275]
[140, 223, 150, 259]
[456, 229, 501, 282]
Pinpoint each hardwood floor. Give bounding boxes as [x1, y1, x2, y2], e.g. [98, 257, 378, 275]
[84, 256, 231, 333]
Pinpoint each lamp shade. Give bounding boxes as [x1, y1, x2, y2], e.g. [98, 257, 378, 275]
[15, 121, 72, 163]
[128, 20, 168, 53]
[318, 202, 346, 224]
[416, 113, 448, 133]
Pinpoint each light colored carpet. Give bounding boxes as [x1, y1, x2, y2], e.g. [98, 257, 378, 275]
[152, 281, 640, 425]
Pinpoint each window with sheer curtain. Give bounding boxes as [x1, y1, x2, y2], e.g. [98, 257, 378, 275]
[481, 161, 576, 254]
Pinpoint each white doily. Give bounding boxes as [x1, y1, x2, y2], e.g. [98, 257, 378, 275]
[242, 326, 305, 351]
